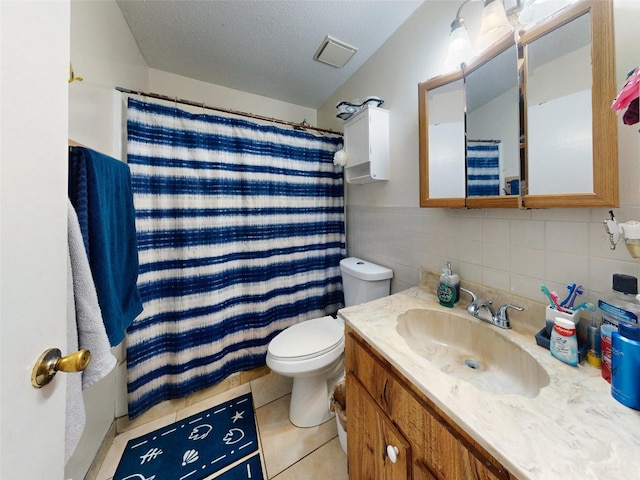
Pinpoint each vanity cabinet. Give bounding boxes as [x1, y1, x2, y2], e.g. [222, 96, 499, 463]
[346, 326, 512, 480]
[349, 378, 411, 479]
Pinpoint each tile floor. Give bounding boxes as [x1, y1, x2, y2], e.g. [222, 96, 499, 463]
[91, 372, 348, 480]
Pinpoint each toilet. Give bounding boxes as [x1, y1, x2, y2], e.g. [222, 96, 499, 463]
[266, 257, 393, 428]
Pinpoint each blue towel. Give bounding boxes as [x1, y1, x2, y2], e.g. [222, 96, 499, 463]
[69, 147, 143, 346]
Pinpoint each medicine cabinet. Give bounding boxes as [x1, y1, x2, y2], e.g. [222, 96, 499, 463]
[343, 105, 389, 184]
[418, 0, 618, 209]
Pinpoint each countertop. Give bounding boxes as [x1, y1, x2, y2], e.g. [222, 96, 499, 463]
[339, 285, 640, 480]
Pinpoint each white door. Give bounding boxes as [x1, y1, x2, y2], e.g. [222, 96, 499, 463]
[1, 1, 70, 478]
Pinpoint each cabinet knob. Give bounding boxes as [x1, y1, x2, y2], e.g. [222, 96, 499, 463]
[386, 445, 400, 463]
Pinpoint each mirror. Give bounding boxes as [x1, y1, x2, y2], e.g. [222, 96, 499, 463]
[419, 72, 466, 207]
[464, 39, 520, 208]
[526, 13, 592, 195]
[521, 0, 618, 208]
[418, 0, 618, 209]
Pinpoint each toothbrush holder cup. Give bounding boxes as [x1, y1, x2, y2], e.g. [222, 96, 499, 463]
[545, 305, 580, 336]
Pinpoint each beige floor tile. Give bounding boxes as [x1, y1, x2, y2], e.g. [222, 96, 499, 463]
[256, 394, 337, 478]
[250, 372, 293, 408]
[116, 397, 186, 433]
[176, 382, 251, 421]
[240, 364, 271, 384]
[185, 374, 242, 407]
[271, 437, 347, 480]
[95, 412, 177, 480]
[200, 452, 266, 480]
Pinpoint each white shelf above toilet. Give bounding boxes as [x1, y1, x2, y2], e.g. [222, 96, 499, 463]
[343, 105, 389, 184]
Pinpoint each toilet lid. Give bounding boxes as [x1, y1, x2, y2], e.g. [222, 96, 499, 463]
[269, 316, 344, 360]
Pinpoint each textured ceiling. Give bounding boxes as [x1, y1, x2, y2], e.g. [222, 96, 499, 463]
[116, 0, 425, 109]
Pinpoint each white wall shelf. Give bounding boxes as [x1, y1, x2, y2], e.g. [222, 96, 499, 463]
[343, 105, 389, 184]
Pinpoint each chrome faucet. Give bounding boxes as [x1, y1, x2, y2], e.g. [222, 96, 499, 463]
[460, 287, 524, 329]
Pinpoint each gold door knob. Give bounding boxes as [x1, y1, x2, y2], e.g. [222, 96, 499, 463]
[31, 348, 92, 388]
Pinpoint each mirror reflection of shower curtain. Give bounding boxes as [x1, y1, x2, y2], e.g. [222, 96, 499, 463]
[467, 140, 502, 197]
[125, 98, 345, 419]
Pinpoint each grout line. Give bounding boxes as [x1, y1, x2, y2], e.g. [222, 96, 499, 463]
[268, 435, 340, 480]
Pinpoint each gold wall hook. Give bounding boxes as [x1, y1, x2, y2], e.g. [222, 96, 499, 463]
[69, 63, 83, 83]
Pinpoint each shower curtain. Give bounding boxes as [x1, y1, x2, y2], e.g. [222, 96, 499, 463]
[467, 141, 501, 197]
[125, 98, 345, 418]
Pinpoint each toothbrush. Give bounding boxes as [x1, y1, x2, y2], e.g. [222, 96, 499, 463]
[574, 301, 596, 312]
[540, 284, 556, 309]
[566, 285, 584, 309]
[560, 283, 576, 307]
[550, 291, 568, 313]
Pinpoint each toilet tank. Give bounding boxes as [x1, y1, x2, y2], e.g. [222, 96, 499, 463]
[339, 257, 393, 307]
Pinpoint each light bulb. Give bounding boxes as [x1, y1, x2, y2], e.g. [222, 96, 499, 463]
[445, 19, 477, 70]
[477, 0, 514, 51]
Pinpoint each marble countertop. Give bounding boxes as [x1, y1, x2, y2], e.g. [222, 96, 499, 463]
[339, 285, 640, 480]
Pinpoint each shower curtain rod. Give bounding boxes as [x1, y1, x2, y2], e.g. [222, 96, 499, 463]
[116, 86, 341, 135]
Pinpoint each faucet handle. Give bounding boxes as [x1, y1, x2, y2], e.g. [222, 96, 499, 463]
[495, 304, 524, 327]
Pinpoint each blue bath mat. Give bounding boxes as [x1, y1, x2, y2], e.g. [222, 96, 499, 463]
[114, 392, 259, 480]
[215, 453, 263, 480]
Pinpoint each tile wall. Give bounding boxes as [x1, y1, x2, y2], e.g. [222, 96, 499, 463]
[346, 204, 640, 306]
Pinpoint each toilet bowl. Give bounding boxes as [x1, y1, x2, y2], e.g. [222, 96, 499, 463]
[266, 315, 345, 427]
[266, 257, 393, 429]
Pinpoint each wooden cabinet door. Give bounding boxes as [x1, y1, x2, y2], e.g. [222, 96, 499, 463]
[347, 376, 411, 480]
[346, 327, 512, 480]
[413, 407, 508, 480]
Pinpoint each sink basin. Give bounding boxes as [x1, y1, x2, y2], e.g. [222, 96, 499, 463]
[396, 308, 550, 398]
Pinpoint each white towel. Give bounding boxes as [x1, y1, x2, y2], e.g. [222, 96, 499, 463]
[66, 243, 85, 463]
[67, 200, 117, 387]
[66, 200, 118, 461]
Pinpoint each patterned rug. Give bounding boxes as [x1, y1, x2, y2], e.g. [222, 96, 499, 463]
[114, 392, 263, 480]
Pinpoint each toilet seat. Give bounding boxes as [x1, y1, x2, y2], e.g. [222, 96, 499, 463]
[268, 316, 344, 361]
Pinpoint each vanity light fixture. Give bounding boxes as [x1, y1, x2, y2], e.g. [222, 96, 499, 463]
[476, 0, 515, 51]
[519, 0, 577, 27]
[444, 0, 478, 71]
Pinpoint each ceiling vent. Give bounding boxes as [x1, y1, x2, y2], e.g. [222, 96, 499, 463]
[314, 35, 358, 68]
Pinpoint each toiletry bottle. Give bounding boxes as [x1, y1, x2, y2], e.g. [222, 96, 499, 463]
[601, 324, 617, 383]
[611, 323, 640, 410]
[437, 261, 457, 308]
[598, 274, 640, 328]
[586, 318, 602, 368]
[448, 260, 460, 304]
[550, 317, 578, 366]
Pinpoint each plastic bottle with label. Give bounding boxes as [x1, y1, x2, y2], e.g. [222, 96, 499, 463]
[550, 317, 579, 367]
[437, 261, 459, 308]
[601, 324, 617, 383]
[611, 323, 640, 410]
[598, 274, 640, 327]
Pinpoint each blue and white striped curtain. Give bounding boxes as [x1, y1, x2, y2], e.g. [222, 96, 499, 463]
[467, 141, 501, 197]
[125, 98, 345, 418]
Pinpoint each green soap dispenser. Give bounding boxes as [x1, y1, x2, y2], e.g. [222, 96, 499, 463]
[437, 261, 459, 308]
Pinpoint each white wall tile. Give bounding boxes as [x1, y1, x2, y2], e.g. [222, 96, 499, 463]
[544, 251, 589, 287]
[482, 218, 510, 245]
[482, 267, 510, 291]
[511, 220, 545, 249]
[545, 221, 590, 255]
[511, 246, 545, 279]
[510, 273, 545, 300]
[459, 238, 483, 265]
[482, 242, 510, 271]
